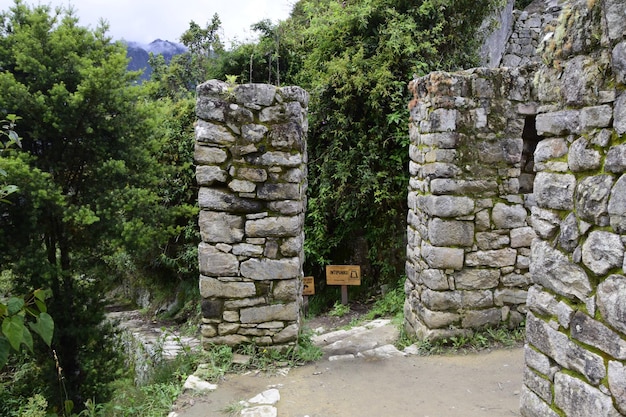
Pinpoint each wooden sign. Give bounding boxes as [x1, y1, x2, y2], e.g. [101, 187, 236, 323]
[326, 265, 361, 286]
[303, 276, 315, 295]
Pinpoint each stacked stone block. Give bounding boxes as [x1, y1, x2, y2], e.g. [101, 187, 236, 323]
[520, 0, 626, 415]
[195, 80, 308, 349]
[501, 2, 561, 68]
[405, 67, 537, 341]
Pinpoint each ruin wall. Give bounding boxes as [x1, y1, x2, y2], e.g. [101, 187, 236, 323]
[405, 66, 537, 341]
[195, 80, 308, 349]
[519, 0, 626, 415]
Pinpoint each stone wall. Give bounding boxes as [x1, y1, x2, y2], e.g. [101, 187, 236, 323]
[405, 66, 537, 341]
[195, 80, 308, 349]
[407, 0, 626, 415]
[520, 0, 626, 415]
[500, 0, 562, 68]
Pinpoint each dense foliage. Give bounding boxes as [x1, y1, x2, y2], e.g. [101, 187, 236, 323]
[0, 0, 198, 412]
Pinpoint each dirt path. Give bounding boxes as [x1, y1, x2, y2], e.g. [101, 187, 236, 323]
[174, 347, 523, 417]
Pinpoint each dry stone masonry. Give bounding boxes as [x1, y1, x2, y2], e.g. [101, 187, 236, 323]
[519, 1, 626, 416]
[195, 80, 308, 349]
[501, 1, 562, 68]
[405, 66, 536, 341]
[408, 0, 626, 415]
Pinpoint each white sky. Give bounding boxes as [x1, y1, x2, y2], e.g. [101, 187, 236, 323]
[0, 0, 295, 45]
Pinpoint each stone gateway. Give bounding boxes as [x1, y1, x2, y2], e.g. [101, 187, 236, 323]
[195, 0, 626, 415]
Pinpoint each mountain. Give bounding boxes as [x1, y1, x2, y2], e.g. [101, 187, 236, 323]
[125, 39, 187, 81]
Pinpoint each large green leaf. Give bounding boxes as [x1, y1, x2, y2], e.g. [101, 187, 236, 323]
[34, 299, 47, 314]
[21, 325, 33, 353]
[7, 297, 24, 315]
[29, 312, 54, 346]
[33, 288, 51, 302]
[2, 315, 25, 351]
[0, 337, 9, 369]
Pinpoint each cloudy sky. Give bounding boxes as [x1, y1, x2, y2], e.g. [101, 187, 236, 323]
[0, 0, 295, 45]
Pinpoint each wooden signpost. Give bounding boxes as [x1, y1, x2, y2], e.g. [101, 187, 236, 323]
[326, 265, 361, 305]
[302, 276, 315, 316]
[303, 276, 315, 296]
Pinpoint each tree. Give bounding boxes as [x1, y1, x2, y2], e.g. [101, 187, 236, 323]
[0, 0, 169, 408]
[146, 13, 225, 100]
[215, 17, 304, 85]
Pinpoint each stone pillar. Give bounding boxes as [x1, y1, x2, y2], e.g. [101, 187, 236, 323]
[195, 80, 308, 349]
[520, 1, 626, 415]
[405, 67, 536, 341]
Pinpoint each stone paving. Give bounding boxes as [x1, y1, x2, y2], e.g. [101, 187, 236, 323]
[310, 318, 406, 360]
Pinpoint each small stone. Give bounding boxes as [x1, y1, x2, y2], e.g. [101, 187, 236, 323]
[248, 389, 281, 406]
[418, 195, 475, 217]
[536, 110, 580, 136]
[534, 172, 576, 211]
[199, 211, 244, 244]
[465, 248, 517, 268]
[576, 175, 613, 226]
[198, 243, 239, 276]
[240, 405, 277, 417]
[421, 243, 464, 270]
[615, 92, 626, 135]
[195, 120, 237, 145]
[246, 216, 301, 238]
[183, 375, 218, 393]
[428, 219, 474, 247]
[328, 354, 356, 361]
[358, 344, 405, 359]
[609, 361, 626, 414]
[597, 275, 626, 335]
[240, 258, 301, 281]
[530, 240, 591, 301]
[606, 145, 626, 173]
[554, 372, 619, 417]
[196, 165, 228, 185]
[194, 144, 228, 164]
[568, 137, 601, 172]
[510, 227, 536, 248]
[608, 175, 626, 233]
[240, 303, 298, 324]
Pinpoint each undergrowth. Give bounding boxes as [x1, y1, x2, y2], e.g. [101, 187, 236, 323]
[364, 280, 405, 322]
[328, 301, 350, 317]
[113, 331, 321, 417]
[6, 328, 322, 417]
[409, 324, 526, 356]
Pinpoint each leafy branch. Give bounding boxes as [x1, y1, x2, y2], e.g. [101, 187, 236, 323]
[0, 115, 55, 369]
[0, 114, 22, 202]
[0, 289, 54, 369]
